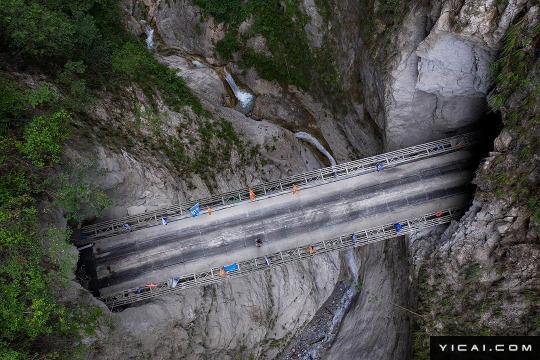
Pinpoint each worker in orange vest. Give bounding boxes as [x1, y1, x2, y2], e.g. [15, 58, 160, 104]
[219, 267, 227, 277]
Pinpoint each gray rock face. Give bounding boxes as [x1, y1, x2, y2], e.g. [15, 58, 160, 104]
[301, 0, 324, 48]
[364, 0, 528, 150]
[409, 198, 540, 337]
[88, 254, 341, 360]
[494, 129, 513, 152]
[416, 28, 493, 97]
[324, 240, 413, 360]
[149, 0, 226, 63]
[80, 1, 532, 359]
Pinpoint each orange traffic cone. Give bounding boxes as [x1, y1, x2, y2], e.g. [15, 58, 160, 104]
[207, 206, 213, 215]
[292, 184, 299, 195]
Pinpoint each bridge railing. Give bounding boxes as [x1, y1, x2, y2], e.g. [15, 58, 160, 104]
[100, 207, 466, 308]
[80, 132, 477, 242]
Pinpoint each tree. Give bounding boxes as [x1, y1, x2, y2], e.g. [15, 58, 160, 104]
[19, 110, 71, 167]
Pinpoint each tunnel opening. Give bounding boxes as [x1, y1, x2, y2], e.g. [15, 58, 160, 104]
[75, 246, 100, 298]
[441, 109, 504, 210]
[470, 108, 504, 160]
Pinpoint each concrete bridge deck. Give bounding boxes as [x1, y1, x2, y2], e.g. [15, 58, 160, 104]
[80, 133, 476, 241]
[94, 149, 476, 300]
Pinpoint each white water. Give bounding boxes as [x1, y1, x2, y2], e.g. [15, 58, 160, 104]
[223, 67, 255, 112]
[140, 20, 154, 50]
[294, 132, 337, 167]
[132, 1, 141, 18]
[302, 250, 360, 359]
[345, 249, 360, 282]
[192, 60, 206, 68]
[303, 286, 356, 360]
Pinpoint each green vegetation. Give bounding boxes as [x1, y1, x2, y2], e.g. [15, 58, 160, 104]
[0, 0, 201, 115]
[480, 10, 540, 223]
[0, 74, 110, 359]
[19, 110, 71, 167]
[0, 0, 126, 74]
[413, 12, 540, 347]
[160, 117, 262, 189]
[0, 0, 205, 358]
[198, 0, 340, 94]
[216, 30, 241, 61]
[356, 0, 413, 65]
[112, 42, 202, 114]
[412, 262, 499, 359]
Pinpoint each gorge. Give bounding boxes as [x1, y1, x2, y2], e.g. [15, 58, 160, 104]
[0, 0, 538, 359]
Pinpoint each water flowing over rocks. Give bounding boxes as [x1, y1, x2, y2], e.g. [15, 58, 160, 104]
[223, 66, 255, 113]
[140, 20, 154, 50]
[294, 132, 337, 167]
[77, 1, 538, 359]
[87, 254, 341, 360]
[140, 0, 225, 64]
[324, 239, 414, 360]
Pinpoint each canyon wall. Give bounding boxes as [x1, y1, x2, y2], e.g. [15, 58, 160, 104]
[359, 0, 528, 150]
[78, 0, 538, 359]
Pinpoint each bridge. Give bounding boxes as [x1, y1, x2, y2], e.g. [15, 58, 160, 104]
[82, 133, 478, 308]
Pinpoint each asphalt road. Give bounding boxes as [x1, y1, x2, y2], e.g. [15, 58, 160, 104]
[94, 150, 476, 295]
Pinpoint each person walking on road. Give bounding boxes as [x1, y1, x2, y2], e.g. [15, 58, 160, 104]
[256, 238, 262, 247]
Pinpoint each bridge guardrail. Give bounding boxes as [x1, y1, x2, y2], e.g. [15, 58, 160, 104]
[80, 132, 477, 241]
[100, 207, 466, 308]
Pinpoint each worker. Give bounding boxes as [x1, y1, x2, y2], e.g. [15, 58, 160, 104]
[308, 245, 314, 254]
[352, 233, 357, 242]
[394, 223, 402, 232]
[219, 267, 227, 277]
[376, 163, 383, 172]
[124, 223, 132, 231]
[256, 238, 262, 247]
[161, 217, 168, 225]
[135, 287, 142, 294]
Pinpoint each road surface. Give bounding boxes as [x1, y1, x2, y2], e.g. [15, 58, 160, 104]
[94, 149, 475, 296]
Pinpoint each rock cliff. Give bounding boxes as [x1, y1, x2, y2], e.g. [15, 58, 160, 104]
[74, 1, 366, 358]
[408, 3, 540, 356]
[75, 0, 539, 359]
[359, 0, 529, 150]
